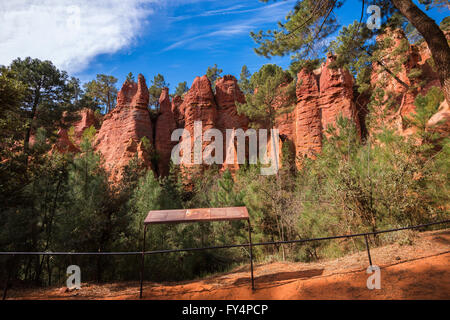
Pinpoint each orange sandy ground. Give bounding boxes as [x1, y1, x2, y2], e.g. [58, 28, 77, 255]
[7, 229, 450, 300]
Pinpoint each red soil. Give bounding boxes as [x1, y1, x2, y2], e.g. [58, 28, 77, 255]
[8, 229, 450, 300]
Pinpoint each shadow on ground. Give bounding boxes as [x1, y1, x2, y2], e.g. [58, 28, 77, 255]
[233, 268, 324, 286]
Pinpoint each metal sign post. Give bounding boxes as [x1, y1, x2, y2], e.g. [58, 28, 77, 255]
[139, 206, 254, 299]
[139, 224, 147, 299]
[248, 219, 255, 291]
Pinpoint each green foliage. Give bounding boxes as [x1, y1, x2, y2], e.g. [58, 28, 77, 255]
[288, 58, 322, 78]
[63, 138, 109, 248]
[252, 0, 344, 60]
[211, 169, 244, 207]
[126, 72, 135, 82]
[0, 66, 26, 157]
[327, 21, 375, 93]
[148, 74, 168, 111]
[440, 16, 450, 31]
[206, 64, 223, 90]
[1, 100, 448, 284]
[127, 168, 243, 281]
[237, 64, 296, 129]
[8, 57, 81, 151]
[140, 136, 151, 151]
[83, 125, 97, 143]
[131, 171, 164, 224]
[311, 118, 447, 231]
[252, 0, 427, 65]
[404, 86, 444, 141]
[238, 65, 253, 95]
[140, 136, 160, 171]
[253, 1, 446, 100]
[407, 68, 422, 79]
[83, 74, 118, 114]
[174, 81, 189, 97]
[0, 58, 82, 240]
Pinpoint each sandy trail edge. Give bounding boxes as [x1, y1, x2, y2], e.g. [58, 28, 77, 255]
[7, 229, 450, 300]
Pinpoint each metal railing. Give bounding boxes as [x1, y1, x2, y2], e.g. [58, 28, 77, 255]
[1, 219, 449, 299]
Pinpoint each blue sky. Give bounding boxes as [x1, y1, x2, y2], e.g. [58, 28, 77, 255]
[1, 0, 448, 92]
[77, 0, 303, 88]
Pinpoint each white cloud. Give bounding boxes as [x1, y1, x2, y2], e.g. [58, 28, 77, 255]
[0, 0, 156, 73]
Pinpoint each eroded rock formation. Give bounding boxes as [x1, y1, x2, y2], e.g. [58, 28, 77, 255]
[215, 75, 249, 174]
[171, 95, 184, 127]
[52, 28, 448, 181]
[369, 28, 443, 135]
[54, 108, 99, 153]
[318, 54, 360, 137]
[294, 69, 322, 160]
[94, 74, 153, 182]
[155, 87, 177, 176]
[274, 54, 360, 167]
[176, 75, 218, 179]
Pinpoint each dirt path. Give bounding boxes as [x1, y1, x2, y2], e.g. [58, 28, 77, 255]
[7, 229, 450, 300]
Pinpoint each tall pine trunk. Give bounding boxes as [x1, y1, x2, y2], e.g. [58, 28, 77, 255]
[392, 0, 450, 104]
[24, 89, 40, 167]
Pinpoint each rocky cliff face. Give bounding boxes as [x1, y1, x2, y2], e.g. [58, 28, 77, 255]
[94, 74, 153, 182]
[155, 87, 177, 177]
[176, 75, 218, 179]
[294, 69, 322, 160]
[54, 29, 448, 181]
[369, 28, 443, 136]
[51, 63, 373, 180]
[171, 95, 184, 127]
[274, 54, 360, 167]
[215, 75, 249, 174]
[148, 75, 250, 179]
[54, 108, 99, 153]
[319, 54, 360, 137]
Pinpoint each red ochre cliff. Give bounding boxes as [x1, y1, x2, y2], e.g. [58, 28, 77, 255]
[93, 74, 153, 182]
[55, 30, 448, 181]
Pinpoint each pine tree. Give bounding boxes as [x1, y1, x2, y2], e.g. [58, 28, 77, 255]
[404, 86, 444, 144]
[206, 64, 223, 90]
[84, 74, 118, 114]
[237, 64, 296, 129]
[128, 171, 164, 255]
[238, 65, 252, 95]
[126, 72, 135, 82]
[174, 81, 189, 97]
[8, 57, 81, 162]
[211, 169, 243, 207]
[148, 74, 168, 111]
[254, 0, 450, 104]
[0, 67, 27, 201]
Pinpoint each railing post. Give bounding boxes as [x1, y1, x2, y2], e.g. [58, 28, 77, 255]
[248, 219, 255, 291]
[364, 234, 373, 266]
[140, 225, 147, 299]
